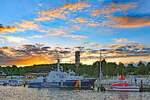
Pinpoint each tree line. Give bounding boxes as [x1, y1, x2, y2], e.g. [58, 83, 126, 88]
[0, 60, 150, 78]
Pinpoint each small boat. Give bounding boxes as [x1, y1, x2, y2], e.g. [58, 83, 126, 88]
[7, 80, 24, 86]
[105, 74, 140, 92]
[0, 80, 8, 86]
[28, 59, 96, 89]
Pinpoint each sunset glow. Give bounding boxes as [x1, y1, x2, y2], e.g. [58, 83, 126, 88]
[0, 0, 150, 66]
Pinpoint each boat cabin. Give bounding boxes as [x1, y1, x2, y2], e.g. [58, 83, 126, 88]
[111, 83, 129, 87]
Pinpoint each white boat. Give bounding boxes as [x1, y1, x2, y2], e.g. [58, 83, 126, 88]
[105, 74, 140, 92]
[98, 51, 140, 92]
[105, 82, 140, 92]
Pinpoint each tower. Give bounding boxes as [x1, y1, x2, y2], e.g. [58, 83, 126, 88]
[75, 51, 80, 67]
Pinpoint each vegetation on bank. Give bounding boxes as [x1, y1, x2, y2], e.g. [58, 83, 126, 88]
[0, 60, 150, 78]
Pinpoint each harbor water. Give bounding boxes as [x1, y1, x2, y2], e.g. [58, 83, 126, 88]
[0, 86, 150, 100]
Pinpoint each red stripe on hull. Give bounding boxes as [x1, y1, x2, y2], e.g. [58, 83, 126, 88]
[113, 87, 139, 89]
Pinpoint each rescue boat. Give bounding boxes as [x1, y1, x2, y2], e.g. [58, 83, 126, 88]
[105, 74, 140, 92]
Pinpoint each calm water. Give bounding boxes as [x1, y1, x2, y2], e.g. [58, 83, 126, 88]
[0, 86, 149, 100]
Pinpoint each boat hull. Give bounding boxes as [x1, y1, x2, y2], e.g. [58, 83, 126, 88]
[105, 86, 140, 92]
[28, 79, 96, 89]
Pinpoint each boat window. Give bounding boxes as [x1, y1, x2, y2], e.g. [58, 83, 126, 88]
[70, 73, 74, 76]
[63, 74, 66, 77]
[59, 75, 64, 78]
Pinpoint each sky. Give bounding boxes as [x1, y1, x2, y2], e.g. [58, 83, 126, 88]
[0, 0, 150, 66]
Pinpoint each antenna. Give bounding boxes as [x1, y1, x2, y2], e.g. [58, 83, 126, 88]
[57, 59, 60, 72]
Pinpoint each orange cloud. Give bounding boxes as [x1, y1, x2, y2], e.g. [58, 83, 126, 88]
[30, 35, 44, 38]
[34, 16, 53, 21]
[0, 26, 16, 32]
[0, 25, 22, 33]
[0, 42, 149, 66]
[84, 41, 104, 48]
[71, 17, 89, 23]
[8, 56, 56, 66]
[92, 2, 137, 16]
[63, 34, 87, 39]
[74, 46, 84, 50]
[113, 38, 128, 43]
[14, 20, 39, 31]
[112, 16, 150, 28]
[104, 44, 124, 49]
[71, 17, 102, 27]
[1, 35, 28, 43]
[0, 47, 9, 50]
[34, 2, 90, 21]
[30, 25, 83, 39]
[90, 2, 137, 27]
[61, 2, 90, 10]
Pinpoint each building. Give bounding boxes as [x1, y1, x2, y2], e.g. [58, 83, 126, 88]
[24, 73, 48, 79]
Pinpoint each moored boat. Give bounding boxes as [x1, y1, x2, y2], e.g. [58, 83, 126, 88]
[7, 80, 24, 86]
[105, 74, 140, 92]
[28, 59, 96, 89]
[105, 82, 140, 92]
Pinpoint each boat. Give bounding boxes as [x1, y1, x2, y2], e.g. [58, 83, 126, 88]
[7, 80, 24, 86]
[96, 50, 139, 92]
[104, 74, 140, 92]
[28, 59, 96, 89]
[0, 80, 8, 86]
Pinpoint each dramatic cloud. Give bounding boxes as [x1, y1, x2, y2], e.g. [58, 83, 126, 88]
[30, 27, 66, 38]
[41, 28, 66, 36]
[0, 0, 149, 66]
[0, 42, 149, 66]
[1, 35, 28, 43]
[0, 24, 22, 33]
[14, 20, 39, 31]
[90, 2, 138, 27]
[112, 16, 150, 28]
[92, 2, 137, 16]
[0, 20, 40, 34]
[71, 17, 89, 23]
[31, 25, 83, 39]
[34, 1, 91, 21]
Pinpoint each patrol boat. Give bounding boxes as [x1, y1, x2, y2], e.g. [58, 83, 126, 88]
[28, 59, 96, 89]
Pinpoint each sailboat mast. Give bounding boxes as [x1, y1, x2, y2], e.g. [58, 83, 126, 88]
[99, 50, 102, 82]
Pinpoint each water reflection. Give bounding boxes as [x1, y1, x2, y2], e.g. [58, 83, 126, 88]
[0, 86, 150, 100]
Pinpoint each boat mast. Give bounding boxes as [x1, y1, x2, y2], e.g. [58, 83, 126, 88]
[99, 50, 102, 83]
[57, 59, 60, 72]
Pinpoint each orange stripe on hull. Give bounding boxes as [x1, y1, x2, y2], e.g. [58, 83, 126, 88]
[74, 80, 79, 87]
